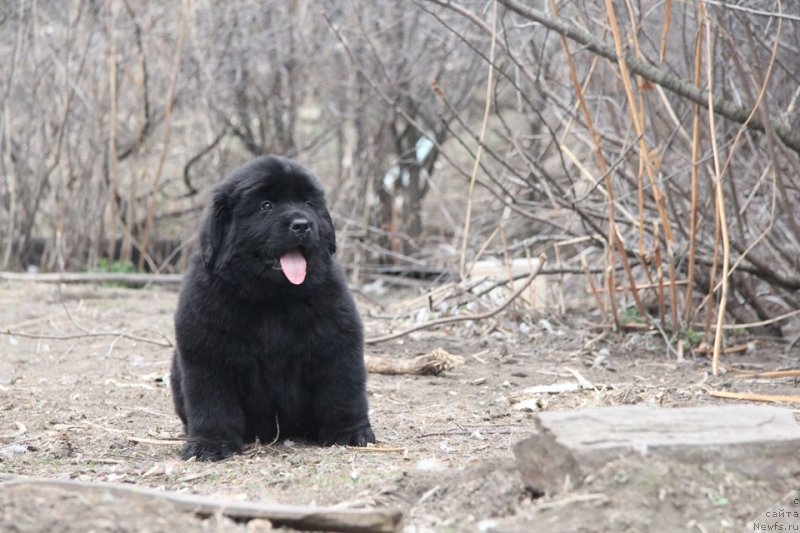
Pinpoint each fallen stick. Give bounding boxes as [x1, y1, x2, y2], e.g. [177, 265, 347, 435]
[346, 445, 407, 453]
[365, 254, 546, 345]
[708, 389, 800, 404]
[0, 329, 173, 347]
[695, 342, 753, 356]
[127, 436, 184, 446]
[365, 348, 464, 375]
[0, 272, 182, 285]
[734, 369, 800, 380]
[0, 477, 402, 533]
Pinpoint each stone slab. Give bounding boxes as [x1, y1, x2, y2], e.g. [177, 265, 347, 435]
[514, 405, 800, 494]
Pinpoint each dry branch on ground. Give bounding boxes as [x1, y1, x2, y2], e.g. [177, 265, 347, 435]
[0, 477, 402, 533]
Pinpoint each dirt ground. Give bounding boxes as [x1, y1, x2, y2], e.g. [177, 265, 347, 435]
[1, 281, 799, 532]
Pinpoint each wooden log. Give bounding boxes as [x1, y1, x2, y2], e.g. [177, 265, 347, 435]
[0, 477, 402, 533]
[514, 405, 800, 495]
[365, 349, 464, 375]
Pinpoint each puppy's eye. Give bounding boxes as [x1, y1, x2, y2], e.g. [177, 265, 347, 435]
[259, 200, 273, 211]
[305, 201, 314, 207]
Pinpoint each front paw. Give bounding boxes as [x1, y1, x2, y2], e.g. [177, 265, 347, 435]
[320, 424, 376, 447]
[181, 437, 242, 461]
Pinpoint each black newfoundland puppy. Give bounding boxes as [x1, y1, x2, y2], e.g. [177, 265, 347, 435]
[171, 156, 375, 461]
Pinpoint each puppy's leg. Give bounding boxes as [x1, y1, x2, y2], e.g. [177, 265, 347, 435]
[179, 365, 245, 461]
[170, 354, 187, 428]
[313, 358, 375, 447]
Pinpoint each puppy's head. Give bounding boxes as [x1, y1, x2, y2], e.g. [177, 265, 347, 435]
[199, 156, 337, 287]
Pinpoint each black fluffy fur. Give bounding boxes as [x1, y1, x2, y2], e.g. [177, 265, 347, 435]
[171, 156, 375, 461]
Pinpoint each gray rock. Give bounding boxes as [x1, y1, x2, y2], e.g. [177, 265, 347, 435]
[514, 405, 800, 494]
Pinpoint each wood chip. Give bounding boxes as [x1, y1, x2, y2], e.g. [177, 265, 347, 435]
[0, 422, 27, 441]
[508, 383, 581, 403]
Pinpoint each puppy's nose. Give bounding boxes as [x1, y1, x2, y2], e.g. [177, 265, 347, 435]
[290, 218, 310, 235]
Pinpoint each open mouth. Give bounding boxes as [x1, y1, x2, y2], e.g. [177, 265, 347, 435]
[268, 247, 307, 285]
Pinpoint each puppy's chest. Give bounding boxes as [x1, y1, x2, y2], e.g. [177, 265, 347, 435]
[253, 308, 329, 359]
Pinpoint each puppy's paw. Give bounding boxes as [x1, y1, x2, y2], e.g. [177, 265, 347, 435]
[320, 424, 376, 447]
[181, 437, 241, 461]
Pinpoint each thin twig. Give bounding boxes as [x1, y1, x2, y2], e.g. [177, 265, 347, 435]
[720, 307, 800, 330]
[345, 446, 407, 453]
[708, 389, 800, 404]
[269, 413, 281, 446]
[734, 369, 800, 380]
[705, 7, 730, 377]
[0, 329, 172, 348]
[127, 436, 184, 445]
[684, 7, 704, 327]
[702, 0, 800, 22]
[459, 0, 497, 279]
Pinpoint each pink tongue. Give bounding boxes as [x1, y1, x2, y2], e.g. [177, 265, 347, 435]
[279, 248, 307, 285]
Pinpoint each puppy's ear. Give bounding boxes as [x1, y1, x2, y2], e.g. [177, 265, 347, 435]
[200, 186, 232, 269]
[321, 207, 337, 255]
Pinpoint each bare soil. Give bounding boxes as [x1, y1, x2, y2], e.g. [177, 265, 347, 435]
[1, 282, 799, 532]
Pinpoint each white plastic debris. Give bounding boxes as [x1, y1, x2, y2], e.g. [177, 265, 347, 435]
[0, 444, 27, 457]
[361, 279, 388, 296]
[415, 458, 446, 472]
[439, 442, 455, 453]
